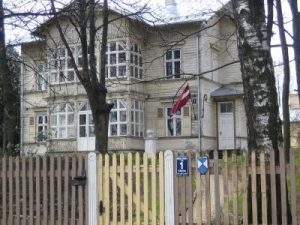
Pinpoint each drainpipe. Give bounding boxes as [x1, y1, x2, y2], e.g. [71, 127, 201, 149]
[20, 59, 24, 154]
[196, 32, 202, 152]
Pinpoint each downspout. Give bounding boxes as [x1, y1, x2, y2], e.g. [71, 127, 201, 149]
[196, 32, 202, 152]
[20, 59, 24, 154]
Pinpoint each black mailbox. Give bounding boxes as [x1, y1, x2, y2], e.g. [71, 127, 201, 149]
[71, 170, 87, 186]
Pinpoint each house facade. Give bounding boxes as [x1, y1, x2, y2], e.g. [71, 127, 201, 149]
[20, 1, 247, 154]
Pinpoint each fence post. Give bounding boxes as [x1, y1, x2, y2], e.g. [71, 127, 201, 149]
[164, 150, 175, 225]
[88, 152, 98, 225]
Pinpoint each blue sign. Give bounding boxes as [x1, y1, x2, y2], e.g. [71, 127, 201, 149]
[198, 157, 208, 175]
[176, 156, 189, 176]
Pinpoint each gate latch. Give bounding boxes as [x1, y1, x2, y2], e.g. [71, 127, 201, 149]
[99, 201, 105, 215]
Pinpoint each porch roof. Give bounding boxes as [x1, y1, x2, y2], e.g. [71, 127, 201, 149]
[210, 87, 243, 98]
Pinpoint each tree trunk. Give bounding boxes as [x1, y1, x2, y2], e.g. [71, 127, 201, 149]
[231, 0, 282, 153]
[288, 0, 300, 104]
[276, 0, 290, 158]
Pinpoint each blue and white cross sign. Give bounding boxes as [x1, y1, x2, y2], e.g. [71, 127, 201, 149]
[197, 156, 208, 175]
[176, 156, 189, 176]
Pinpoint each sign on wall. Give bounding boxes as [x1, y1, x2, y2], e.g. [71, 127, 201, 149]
[197, 156, 208, 175]
[176, 156, 189, 176]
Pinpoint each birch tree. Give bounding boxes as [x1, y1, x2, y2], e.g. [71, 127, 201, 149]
[231, 0, 282, 153]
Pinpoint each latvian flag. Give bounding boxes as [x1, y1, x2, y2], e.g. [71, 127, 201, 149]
[169, 84, 191, 117]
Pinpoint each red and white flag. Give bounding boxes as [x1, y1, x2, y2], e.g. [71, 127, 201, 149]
[170, 84, 191, 117]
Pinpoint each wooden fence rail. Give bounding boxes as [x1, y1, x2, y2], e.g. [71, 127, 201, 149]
[0, 154, 88, 225]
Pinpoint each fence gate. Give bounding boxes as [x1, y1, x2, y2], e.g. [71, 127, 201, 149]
[97, 152, 165, 225]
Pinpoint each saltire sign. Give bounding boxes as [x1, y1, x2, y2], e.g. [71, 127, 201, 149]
[197, 156, 208, 175]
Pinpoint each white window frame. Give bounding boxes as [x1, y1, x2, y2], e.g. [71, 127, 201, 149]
[49, 47, 81, 84]
[129, 42, 143, 80]
[78, 102, 95, 138]
[165, 49, 181, 79]
[50, 103, 75, 139]
[36, 64, 48, 91]
[166, 107, 182, 136]
[130, 100, 144, 137]
[108, 99, 128, 136]
[36, 114, 48, 142]
[105, 40, 143, 80]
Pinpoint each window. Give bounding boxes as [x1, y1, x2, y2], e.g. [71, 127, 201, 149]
[49, 47, 77, 84]
[220, 102, 233, 113]
[129, 43, 143, 79]
[36, 114, 48, 142]
[166, 107, 182, 136]
[78, 103, 94, 138]
[165, 50, 181, 79]
[107, 99, 144, 137]
[130, 100, 144, 137]
[36, 64, 48, 91]
[105, 40, 143, 79]
[105, 41, 127, 78]
[109, 99, 127, 136]
[50, 103, 75, 139]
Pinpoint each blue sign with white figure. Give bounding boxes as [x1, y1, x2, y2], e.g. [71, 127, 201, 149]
[176, 156, 189, 176]
[198, 157, 208, 175]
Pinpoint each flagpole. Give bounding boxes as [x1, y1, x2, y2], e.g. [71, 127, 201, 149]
[196, 32, 202, 153]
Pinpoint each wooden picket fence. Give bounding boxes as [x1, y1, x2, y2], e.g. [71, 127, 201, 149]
[97, 152, 165, 225]
[174, 149, 299, 225]
[0, 154, 88, 225]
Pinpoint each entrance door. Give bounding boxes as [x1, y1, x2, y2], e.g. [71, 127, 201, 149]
[218, 102, 234, 149]
[78, 103, 95, 151]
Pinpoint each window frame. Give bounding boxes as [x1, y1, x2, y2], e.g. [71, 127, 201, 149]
[50, 103, 75, 139]
[108, 99, 128, 136]
[36, 64, 48, 91]
[165, 49, 181, 79]
[165, 107, 182, 137]
[36, 114, 48, 142]
[130, 100, 144, 137]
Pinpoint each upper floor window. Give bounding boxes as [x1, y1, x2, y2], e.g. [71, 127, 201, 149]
[36, 64, 48, 91]
[105, 40, 143, 79]
[49, 47, 77, 84]
[36, 114, 48, 142]
[166, 107, 182, 136]
[165, 49, 181, 79]
[50, 103, 75, 139]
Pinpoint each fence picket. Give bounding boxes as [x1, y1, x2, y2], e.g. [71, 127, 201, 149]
[71, 156, 76, 225]
[22, 157, 27, 225]
[251, 151, 258, 225]
[42, 157, 47, 225]
[270, 149, 277, 225]
[57, 157, 62, 225]
[50, 156, 55, 225]
[290, 149, 297, 225]
[232, 151, 238, 225]
[186, 153, 193, 225]
[159, 152, 164, 225]
[223, 151, 229, 225]
[136, 153, 141, 225]
[120, 153, 125, 225]
[16, 157, 21, 225]
[173, 152, 179, 225]
[205, 159, 211, 225]
[242, 152, 248, 225]
[143, 153, 149, 225]
[260, 151, 267, 225]
[97, 154, 103, 225]
[151, 154, 157, 225]
[195, 152, 202, 225]
[279, 148, 287, 225]
[78, 155, 84, 225]
[112, 154, 117, 225]
[104, 154, 110, 225]
[8, 157, 13, 225]
[63, 157, 69, 225]
[28, 157, 34, 225]
[128, 153, 133, 225]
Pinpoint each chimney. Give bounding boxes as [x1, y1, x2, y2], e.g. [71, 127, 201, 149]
[165, 0, 177, 17]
